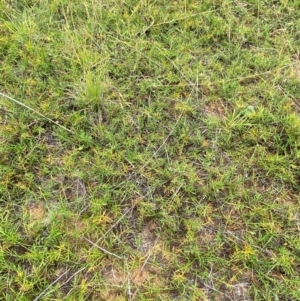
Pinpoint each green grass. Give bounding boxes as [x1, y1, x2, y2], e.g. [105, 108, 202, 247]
[1, 0, 300, 300]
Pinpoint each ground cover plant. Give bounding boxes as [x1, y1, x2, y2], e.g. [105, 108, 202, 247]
[1, 0, 300, 300]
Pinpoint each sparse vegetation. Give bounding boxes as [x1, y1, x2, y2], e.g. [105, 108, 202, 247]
[1, 1, 300, 300]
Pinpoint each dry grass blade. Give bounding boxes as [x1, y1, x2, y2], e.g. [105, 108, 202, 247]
[84, 237, 123, 259]
[0, 92, 74, 134]
[32, 268, 71, 301]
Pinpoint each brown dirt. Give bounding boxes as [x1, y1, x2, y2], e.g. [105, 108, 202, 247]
[99, 233, 166, 300]
[204, 99, 228, 119]
[29, 202, 46, 223]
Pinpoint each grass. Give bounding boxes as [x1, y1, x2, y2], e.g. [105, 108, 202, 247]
[0, 0, 300, 300]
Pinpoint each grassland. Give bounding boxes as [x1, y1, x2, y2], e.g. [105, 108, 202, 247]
[1, 0, 300, 300]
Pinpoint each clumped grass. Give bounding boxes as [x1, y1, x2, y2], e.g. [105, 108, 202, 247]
[1, 0, 300, 300]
